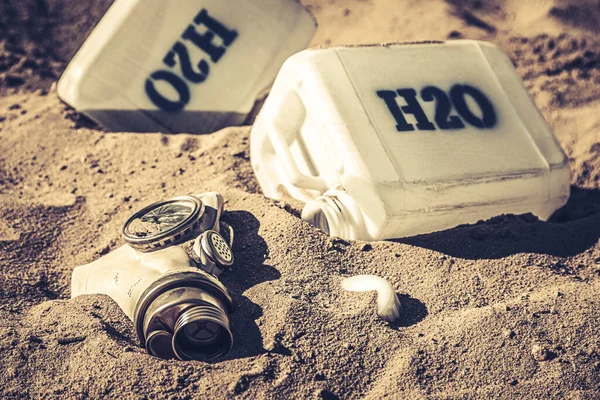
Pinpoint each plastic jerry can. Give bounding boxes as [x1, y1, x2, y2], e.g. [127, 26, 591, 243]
[250, 41, 571, 241]
[57, 0, 316, 133]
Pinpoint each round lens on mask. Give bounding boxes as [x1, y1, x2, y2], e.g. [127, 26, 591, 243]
[122, 196, 204, 252]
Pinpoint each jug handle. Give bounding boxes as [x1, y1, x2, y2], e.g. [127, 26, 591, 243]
[266, 91, 327, 192]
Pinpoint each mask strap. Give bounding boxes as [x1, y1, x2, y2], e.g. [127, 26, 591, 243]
[220, 222, 235, 248]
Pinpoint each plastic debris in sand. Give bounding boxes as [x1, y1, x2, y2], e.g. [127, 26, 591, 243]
[341, 275, 402, 323]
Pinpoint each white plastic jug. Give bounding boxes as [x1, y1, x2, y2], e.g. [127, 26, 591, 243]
[58, 0, 316, 133]
[250, 41, 571, 241]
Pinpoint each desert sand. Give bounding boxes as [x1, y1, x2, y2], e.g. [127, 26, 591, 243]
[0, 0, 599, 399]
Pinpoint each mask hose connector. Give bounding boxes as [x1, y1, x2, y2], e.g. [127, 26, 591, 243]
[172, 304, 233, 361]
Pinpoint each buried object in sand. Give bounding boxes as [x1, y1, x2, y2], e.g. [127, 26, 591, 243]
[71, 192, 236, 361]
[341, 275, 402, 323]
[57, 0, 316, 133]
[250, 40, 571, 241]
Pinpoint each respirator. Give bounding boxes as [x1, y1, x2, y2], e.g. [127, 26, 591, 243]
[71, 192, 236, 361]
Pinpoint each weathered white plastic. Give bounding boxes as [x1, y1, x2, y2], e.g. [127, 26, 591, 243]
[71, 245, 196, 319]
[250, 41, 571, 241]
[341, 275, 402, 323]
[58, 0, 316, 133]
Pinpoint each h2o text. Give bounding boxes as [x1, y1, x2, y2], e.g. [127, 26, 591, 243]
[377, 84, 497, 132]
[145, 9, 238, 113]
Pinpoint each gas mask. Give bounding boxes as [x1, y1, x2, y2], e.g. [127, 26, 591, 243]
[71, 192, 235, 361]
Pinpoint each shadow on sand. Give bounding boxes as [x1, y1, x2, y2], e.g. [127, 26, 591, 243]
[395, 186, 600, 260]
[393, 294, 428, 329]
[219, 210, 280, 361]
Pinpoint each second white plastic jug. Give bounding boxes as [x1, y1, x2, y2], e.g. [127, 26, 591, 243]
[58, 0, 317, 133]
[250, 41, 571, 241]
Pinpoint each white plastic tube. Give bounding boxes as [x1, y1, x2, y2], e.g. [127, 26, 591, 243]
[341, 275, 402, 323]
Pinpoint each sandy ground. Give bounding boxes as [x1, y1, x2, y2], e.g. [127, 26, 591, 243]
[1, 0, 599, 399]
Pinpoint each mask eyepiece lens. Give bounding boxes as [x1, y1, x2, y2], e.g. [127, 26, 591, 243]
[122, 196, 205, 252]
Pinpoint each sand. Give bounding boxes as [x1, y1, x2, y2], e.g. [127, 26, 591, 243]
[1, 0, 599, 399]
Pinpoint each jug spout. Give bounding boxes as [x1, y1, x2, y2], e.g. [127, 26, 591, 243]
[302, 189, 368, 241]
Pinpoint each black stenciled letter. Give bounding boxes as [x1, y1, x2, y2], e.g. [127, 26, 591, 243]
[195, 9, 238, 45]
[421, 86, 465, 130]
[449, 84, 497, 129]
[377, 90, 414, 132]
[145, 70, 191, 112]
[182, 9, 238, 63]
[395, 88, 436, 131]
[163, 42, 210, 84]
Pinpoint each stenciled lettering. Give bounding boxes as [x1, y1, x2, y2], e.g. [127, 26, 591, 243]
[145, 70, 190, 113]
[449, 84, 497, 129]
[163, 42, 210, 84]
[145, 8, 239, 112]
[376, 90, 414, 132]
[378, 84, 497, 132]
[184, 9, 238, 63]
[420, 86, 465, 130]
[396, 88, 436, 131]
